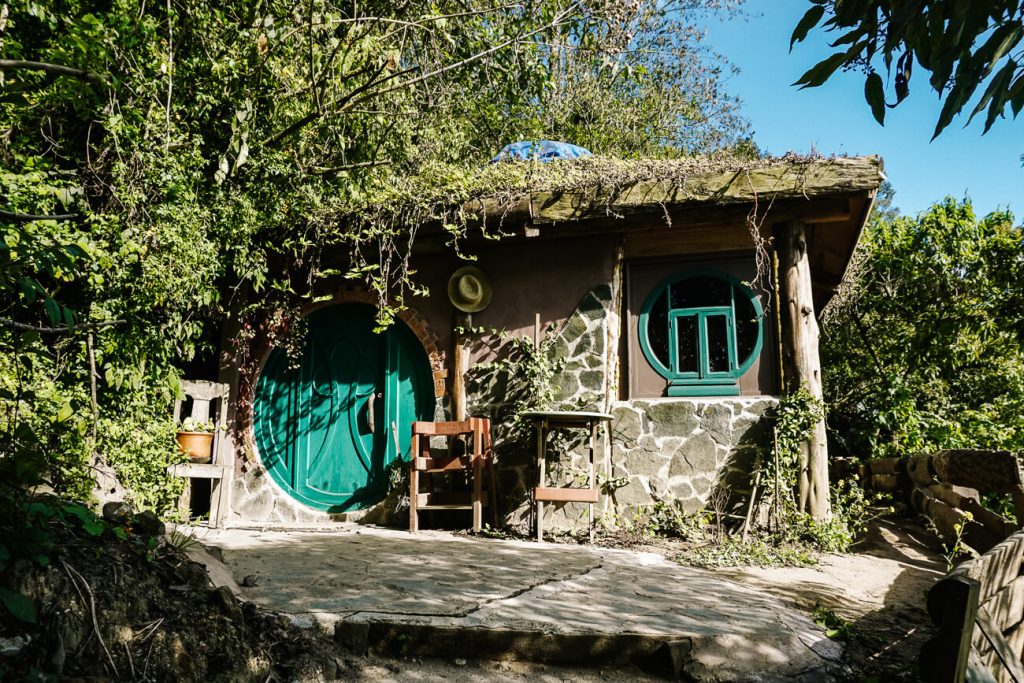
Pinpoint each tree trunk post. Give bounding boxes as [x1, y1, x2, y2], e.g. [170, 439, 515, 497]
[776, 221, 832, 520]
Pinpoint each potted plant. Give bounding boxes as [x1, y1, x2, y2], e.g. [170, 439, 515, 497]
[175, 418, 222, 464]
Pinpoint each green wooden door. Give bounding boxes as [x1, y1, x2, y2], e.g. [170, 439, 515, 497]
[253, 304, 433, 512]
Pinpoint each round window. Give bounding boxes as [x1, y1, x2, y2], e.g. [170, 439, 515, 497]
[638, 270, 764, 396]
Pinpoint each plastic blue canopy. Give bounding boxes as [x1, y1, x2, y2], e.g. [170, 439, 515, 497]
[490, 140, 592, 163]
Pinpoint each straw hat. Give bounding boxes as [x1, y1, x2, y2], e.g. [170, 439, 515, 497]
[447, 266, 493, 313]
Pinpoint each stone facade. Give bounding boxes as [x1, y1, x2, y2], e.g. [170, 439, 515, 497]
[607, 398, 775, 515]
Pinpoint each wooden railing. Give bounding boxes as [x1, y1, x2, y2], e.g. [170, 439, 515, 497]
[921, 530, 1024, 682]
[863, 449, 1024, 681]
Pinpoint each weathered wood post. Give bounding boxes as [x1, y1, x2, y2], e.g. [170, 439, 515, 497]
[776, 221, 831, 520]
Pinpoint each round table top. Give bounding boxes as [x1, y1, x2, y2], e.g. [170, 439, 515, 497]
[521, 410, 613, 422]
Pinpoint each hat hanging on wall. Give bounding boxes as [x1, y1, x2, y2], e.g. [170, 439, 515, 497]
[447, 266, 493, 313]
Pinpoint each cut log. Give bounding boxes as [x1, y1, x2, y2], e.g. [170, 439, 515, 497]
[869, 458, 902, 475]
[907, 455, 936, 487]
[871, 473, 900, 493]
[929, 483, 1018, 543]
[913, 486, 1002, 555]
[776, 221, 830, 520]
[931, 450, 1022, 493]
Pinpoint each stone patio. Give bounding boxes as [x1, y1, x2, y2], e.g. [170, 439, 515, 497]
[191, 525, 843, 681]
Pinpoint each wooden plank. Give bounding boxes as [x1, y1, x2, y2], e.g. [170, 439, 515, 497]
[623, 221, 759, 258]
[977, 605, 1024, 683]
[410, 420, 475, 437]
[984, 577, 1024, 633]
[415, 492, 487, 509]
[168, 463, 228, 479]
[179, 379, 230, 401]
[922, 574, 982, 683]
[967, 648, 1000, 683]
[1006, 624, 1024, 665]
[413, 456, 473, 472]
[534, 487, 599, 504]
[951, 531, 1024, 603]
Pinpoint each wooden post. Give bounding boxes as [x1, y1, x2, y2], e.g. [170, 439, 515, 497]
[776, 221, 831, 520]
[536, 419, 546, 542]
[451, 313, 469, 421]
[920, 574, 981, 683]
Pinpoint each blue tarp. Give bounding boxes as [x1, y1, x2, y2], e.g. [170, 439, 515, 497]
[490, 140, 592, 163]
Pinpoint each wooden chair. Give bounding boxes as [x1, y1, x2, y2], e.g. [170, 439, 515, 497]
[409, 417, 496, 532]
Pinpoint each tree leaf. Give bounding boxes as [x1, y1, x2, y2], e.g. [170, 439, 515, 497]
[43, 297, 60, 326]
[791, 5, 825, 49]
[794, 53, 849, 89]
[56, 402, 73, 422]
[865, 72, 886, 124]
[0, 588, 37, 624]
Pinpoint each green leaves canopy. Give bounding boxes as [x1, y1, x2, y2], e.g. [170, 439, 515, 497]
[792, 1, 1024, 136]
[822, 196, 1024, 459]
[0, 0, 746, 505]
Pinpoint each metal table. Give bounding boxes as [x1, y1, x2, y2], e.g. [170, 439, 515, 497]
[522, 410, 612, 542]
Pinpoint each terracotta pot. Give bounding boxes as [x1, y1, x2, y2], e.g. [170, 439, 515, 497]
[176, 431, 214, 464]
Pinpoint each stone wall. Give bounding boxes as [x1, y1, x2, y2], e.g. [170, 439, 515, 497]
[607, 398, 775, 516]
[230, 467, 333, 526]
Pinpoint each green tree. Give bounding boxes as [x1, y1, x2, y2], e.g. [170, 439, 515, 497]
[791, 1, 1024, 136]
[822, 197, 1024, 458]
[0, 0, 748, 505]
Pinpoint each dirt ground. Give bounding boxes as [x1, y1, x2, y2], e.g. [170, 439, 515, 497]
[2, 507, 944, 682]
[716, 516, 947, 681]
[313, 514, 944, 682]
[466, 512, 946, 682]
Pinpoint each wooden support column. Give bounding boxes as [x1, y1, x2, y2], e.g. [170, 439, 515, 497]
[776, 221, 832, 520]
[451, 313, 469, 421]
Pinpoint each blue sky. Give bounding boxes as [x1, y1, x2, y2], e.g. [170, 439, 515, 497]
[701, 1, 1023, 218]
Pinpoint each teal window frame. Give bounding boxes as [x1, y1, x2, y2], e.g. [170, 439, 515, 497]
[638, 269, 764, 397]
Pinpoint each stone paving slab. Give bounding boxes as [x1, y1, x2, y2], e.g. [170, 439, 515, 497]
[195, 525, 842, 681]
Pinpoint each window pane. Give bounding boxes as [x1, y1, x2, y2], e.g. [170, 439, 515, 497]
[647, 291, 670, 367]
[675, 316, 698, 373]
[734, 288, 759, 365]
[670, 276, 730, 309]
[706, 315, 730, 373]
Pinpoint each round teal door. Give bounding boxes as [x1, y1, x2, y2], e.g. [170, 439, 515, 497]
[253, 304, 434, 512]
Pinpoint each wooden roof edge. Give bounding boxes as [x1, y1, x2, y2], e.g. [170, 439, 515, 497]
[463, 155, 884, 225]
